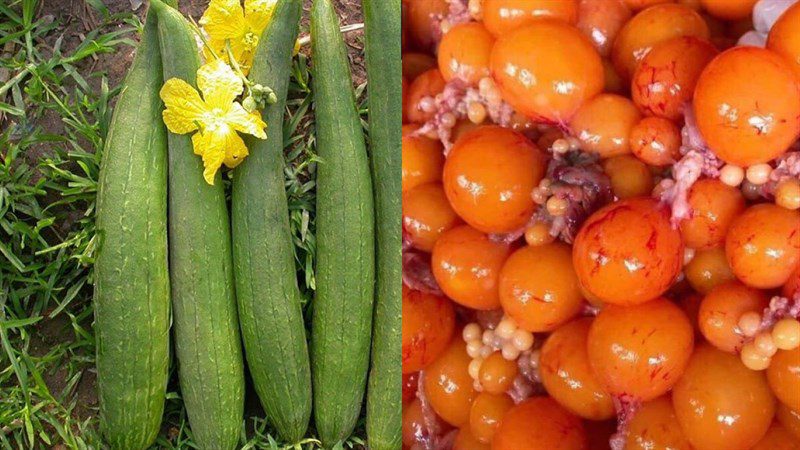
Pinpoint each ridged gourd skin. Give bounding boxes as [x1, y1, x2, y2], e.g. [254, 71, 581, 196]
[362, 0, 402, 449]
[231, 0, 312, 442]
[150, 1, 245, 448]
[93, 8, 170, 450]
[310, 0, 376, 446]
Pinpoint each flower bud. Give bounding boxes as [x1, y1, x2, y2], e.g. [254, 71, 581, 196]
[242, 95, 257, 112]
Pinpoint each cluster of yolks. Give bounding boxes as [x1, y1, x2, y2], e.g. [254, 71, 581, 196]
[401, 0, 800, 448]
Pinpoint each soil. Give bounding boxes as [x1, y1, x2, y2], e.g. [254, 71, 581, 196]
[28, 0, 367, 433]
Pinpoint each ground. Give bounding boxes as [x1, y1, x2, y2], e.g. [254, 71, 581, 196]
[0, 0, 368, 448]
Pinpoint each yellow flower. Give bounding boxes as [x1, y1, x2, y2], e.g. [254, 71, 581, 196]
[160, 59, 267, 185]
[199, 0, 277, 75]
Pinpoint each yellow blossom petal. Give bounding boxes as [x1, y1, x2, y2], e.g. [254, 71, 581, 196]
[244, 0, 277, 34]
[202, 37, 250, 75]
[191, 128, 241, 185]
[197, 59, 243, 110]
[233, 43, 255, 75]
[223, 134, 249, 168]
[199, 0, 246, 41]
[202, 38, 223, 63]
[160, 78, 206, 134]
[224, 102, 267, 139]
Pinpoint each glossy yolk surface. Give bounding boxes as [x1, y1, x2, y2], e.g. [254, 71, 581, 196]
[403, 183, 462, 252]
[777, 403, 800, 441]
[438, 22, 495, 85]
[454, 425, 491, 450]
[498, 243, 584, 332]
[602, 154, 655, 199]
[611, 3, 709, 80]
[571, 94, 641, 158]
[405, 0, 449, 51]
[402, 52, 437, 81]
[752, 423, 800, 450]
[602, 58, 627, 94]
[680, 178, 746, 250]
[406, 68, 446, 124]
[401, 398, 426, 448]
[469, 392, 514, 444]
[431, 225, 512, 310]
[402, 286, 456, 373]
[699, 0, 757, 20]
[631, 36, 718, 121]
[481, 0, 579, 37]
[767, 346, 800, 412]
[587, 298, 694, 401]
[576, 0, 632, 57]
[725, 203, 800, 289]
[489, 20, 604, 124]
[540, 318, 616, 420]
[684, 247, 736, 294]
[785, 264, 800, 299]
[423, 338, 478, 427]
[629, 116, 682, 166]
[672, 344, 776, 450]
[768, 2, 800, 80]
[402, 124, 444, 193]
[402, 398, 450, 448]
[693, 47, 800, 167]
[624, 0, 675, 10]
[573, 197, 683, 305]
[626, 395, 693, 450]
[491, 397, 587, 450]
[697, 281, 769, 353]
[680, 292, 703, 333]
[403, 371, 418, 405]
[443, 126, 545, 233]
[479, 352, 518, 394]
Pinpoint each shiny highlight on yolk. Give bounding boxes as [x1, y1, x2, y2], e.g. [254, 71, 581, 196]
[481, 0, 579, 37]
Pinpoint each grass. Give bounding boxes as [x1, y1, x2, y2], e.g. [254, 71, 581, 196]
[0, 0, 368, 448]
